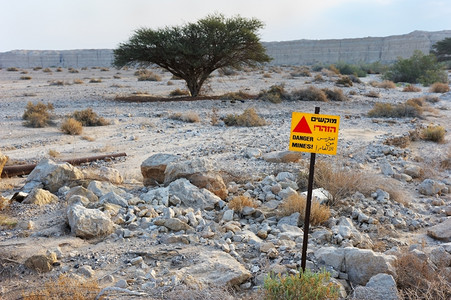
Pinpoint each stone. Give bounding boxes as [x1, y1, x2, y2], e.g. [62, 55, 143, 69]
[315, 247, 345, 271]
[78, 265, 95, 278]
[87, 180, 125, 198]
[65, 186, 98, 203]
[154, 218, 192, 232]
[427, 217, 451, 242]
[428, 246, 451, 267]
[260, 242, 276, 253]
[243, 148, 262, 159]
[0, 150, 8, 177]
[26, 159, 84, 192]
[141, 186, 169, 205]
[353, 273, 399, 300]
[89, 166, 123, 184]
[222, 209, 234, 222]
[262, 151, 303, 163]
[164, 158, 227, 199]
[22, 188, 58, 205]
[278, 212, 300, 227]
[403, 164, 422, 178]
[141, 153, 179, 186]
[344, 247, 397, 286]
[25, 254, 54, 272]
[300, 188, 331, 204]
[379, 160, 395, 176]
[67, 204, 114, 239]
[68, 195, 90, 206]
[176, 247, 251, 286]
[418, 179, 446, 196]
[168, 178, 220, 210]
[278, 187, 298, 200]
[99, 191, 128, 208]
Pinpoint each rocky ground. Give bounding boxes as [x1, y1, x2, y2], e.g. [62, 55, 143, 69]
[0, 66, 450, 299]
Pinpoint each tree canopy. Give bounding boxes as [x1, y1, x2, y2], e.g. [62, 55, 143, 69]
[431, 37, 451, 62]
[114, 14, 272, 96]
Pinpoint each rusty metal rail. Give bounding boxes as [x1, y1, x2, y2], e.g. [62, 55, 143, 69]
[1, 152, 127, 178]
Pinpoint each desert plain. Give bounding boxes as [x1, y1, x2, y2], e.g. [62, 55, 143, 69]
[0, 65, 450, 299]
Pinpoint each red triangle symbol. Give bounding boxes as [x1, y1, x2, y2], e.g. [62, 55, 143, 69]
[293, 116, 312, 134]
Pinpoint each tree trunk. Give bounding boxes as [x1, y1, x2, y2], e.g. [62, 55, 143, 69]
[186, 79, 201, 97]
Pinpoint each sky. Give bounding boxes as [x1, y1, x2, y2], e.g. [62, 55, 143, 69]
[1, 0, 451, 52]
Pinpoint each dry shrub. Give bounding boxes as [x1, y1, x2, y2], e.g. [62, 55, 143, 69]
[23, 101, 54, 128]
[421, 125, 446, 143]
[0, 214, 17, 228]
[402, 84, 421, 92]
[72, 108, 109, 126]
[290, 86, 328, 102]
[73, 79, 84, 84]
[258, 84, 287, 103]
[441, 148, 451, 170]
[135, 69, 161, 81]
[48, 149, 60, 158]
[7, 67, 19, 71]
[228, 195, 257, 213]
[365, 90, 380, 98]
[100, 67, 109, 71]
[42, 68, 52, 73]
[22, 274, 100, 300]
[279, 193, 331, 226]
[224, 107, 266, 127]
[367, 102, 422, 118]
[370, 80, 396, 89]
[81, 135, 96, 142]
[290, 66, 311, 77]
[263, 72, 272, 78]
[396, 251, 451, 300]
[383, 135, 411, 148]
[335, 76, 353, 87]
[210, 107, 219, 125]
[313, 74, 325, 82]
[89, 78, 102, 83]
[169, 88, 190, 97]
[49, 80, 68, 86]
[68, 68, 79, 73]
[429, 82, 450, 93]
[222, 90, 255, 101]
[60, 118, 83, 135]
[322, 88, 348, 101]
[170, 111, 200, 123]
[20, 76, 32, 80]
[33, 67, 42, 71]
[424, 95, 440, 103]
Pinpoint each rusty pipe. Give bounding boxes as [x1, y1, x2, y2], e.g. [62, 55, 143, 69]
[1, 152, 127, 178]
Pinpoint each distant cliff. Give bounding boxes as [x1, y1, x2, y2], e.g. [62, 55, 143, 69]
[1, 30, 450, 68]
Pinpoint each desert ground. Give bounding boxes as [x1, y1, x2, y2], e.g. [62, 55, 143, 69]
[0, 65, 450, 299]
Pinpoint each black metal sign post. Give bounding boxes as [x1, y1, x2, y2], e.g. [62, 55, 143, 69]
[300, 106, 320, 273]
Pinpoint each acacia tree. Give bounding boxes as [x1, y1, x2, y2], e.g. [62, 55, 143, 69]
[114, 14, 271, 97]
[431, 37, 451, 62]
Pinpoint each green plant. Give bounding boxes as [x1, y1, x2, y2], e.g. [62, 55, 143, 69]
[322, 88, 348, 101]
[421, 125, 445, 143]
[0, 214, 17, 229]
[429, 82, 450, 93]
[264, 268, 339, 300]
[114, 14, 271, 96]
[22, 101, 54, 127]
[431, 37, 451, 62]
[72, 108, 109, 126]
[60, 118, 83, 135]
[290, 86, 328, 102]
[383, 50, 448, 85]
[334, 62, 367, 77]
[224, 107, 266, 127]
[169, 88, 190, 97]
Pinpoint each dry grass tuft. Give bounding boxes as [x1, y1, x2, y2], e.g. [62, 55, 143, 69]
[396, 250, 451, 300]
[60, 118, 83, 135]
[89, 78, 102, 83]
[169, 111, 200, 123]
[81, 135, 96, 142]
[370, 80, 396, 89]
[72, 108, 109, 126]
[20, 76, 32, 80]
[367, 102, 422, 118]
[421, 125, 446, 143]
[169, 88, 190, 97]
[429, 82, 450, 93]
[73, 79, 84, 84]
[135, 69, 162, 81]
[322, 88, 348, 101]
[228, 195, 257, 212]
[279, 194, 331, 226]
[22, 274, 100, 300]
[48, 149, 60, 158]
[7, 67, 19, 71]
[221, 90, 255, 101]
[224, 107, 267, 127]
[290, 86, 328, 102]
[365, 90, 380, 98]
[210, 107, 219, 126]
[42, 68, 52, 73]
[258, 84, 287, 103]
[335, 76, 353, 87]
[23, 101, 54, 128]
[402, 85, 422, 92]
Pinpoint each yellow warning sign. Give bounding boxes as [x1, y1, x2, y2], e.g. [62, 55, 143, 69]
[289, 112, 340, 155]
